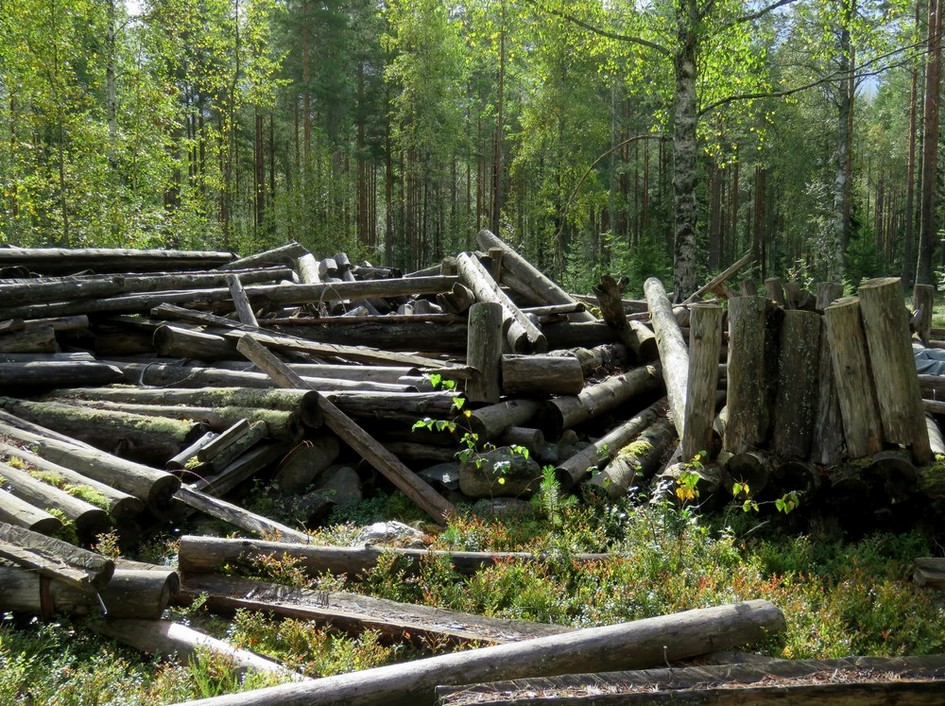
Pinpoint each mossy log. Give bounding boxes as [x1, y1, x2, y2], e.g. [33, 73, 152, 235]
[0, 522, 114, 591]
[585, 417, 677, 500]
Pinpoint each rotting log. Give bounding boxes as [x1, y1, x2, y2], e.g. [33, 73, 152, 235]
[643, 278, 688, 439]
[468, 399, 541, 440]
[90, 619, 306, 681]
[456, 252, 546, 353]
[0, 361, 124, 389]
[0, 489, 62, 535]
[176, 536, 608, 578]
[174, 485, 310, 543]
[724, 296, 768, 454]
[0, 441, 144, 523]
[164, 600, 785, 706]
[858, 277, 932, 464]
[477, 229, 595, 323]
[466, 302, 503, 404]
[683, 304, 722, 460]
[501, 355, 584, 397]
[540, 365, 662, 439]
[823, 296, 883, 458]
[180, 574, 567, 647]
[196, 420, 250, 462]
[0, 522, 115, 591]
[296, 253, 321, 285]
[236, 335, 455, 525]
[594, 275, 658, 361]
[724, 451, 772, 499]
[0, 566, 176, 619]
[585, 417, 678, 500]
[771, 310, 822, 460]
[555, 399, 667, 490]
[0, 418, 180, 509]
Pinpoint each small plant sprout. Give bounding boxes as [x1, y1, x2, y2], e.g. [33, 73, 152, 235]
[732, 481, 759, 513]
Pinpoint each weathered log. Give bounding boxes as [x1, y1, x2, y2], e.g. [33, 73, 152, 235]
[914, 557, 945, 588]
[381, 442, 457, 465]
[0, 351, 95, 362]
[499, 427, 546, 449]
[724, 296, 768, 454]
[0, 360, 124, 389]
[0, 462, 111, 539]
[547, 343, 629, 376]
[477, 229, 596, 323]
[0, 521, 114, 592]
[501, 355, 584, 397]
[176, 536, 609, 578]
[724, 450, 772, 499]
[202, 422, 269, 473]
[166, 431, 218, 471]
[91, 619, 306, 681]
[858, 277, 932, 464]
[153, 325, 241, 360]
[0, 397, 206, 462]
[468, 399, 541, 440]
[913, 282, 934, 345]
[196, 420, 251, 462]
[165, 600, 786, 706]
[220, 242, 308, 270]
[189, 442, 289, 497]
[594, 275, 658, 361]
[643, 278, 688, 439]
[585, 417, 678, 500]
[771, 310, 822, 460]
[457, 252, 546, 353]
[436, 282, 476, 315]
[555, 399, 666, 490]
[541, 365, 663, 438]
[739, 280, 758, 296]
[683, 253, 753, 305]
[273, 436, 341, 494]
[0, 489, 62, 535]
[823, 297, 883, 458]
[324, 391, 459, 424]
[459, 447, 542, 499]
[296, 252, 321, 284]
[810, 318, 845, 465]
[816, 282, 845, 312]
[0, 440, 144, 522]
[764, 276, 785, 304]
[273, 318, 467, 353]
[466, 302, 503, 403]
[210, 361, 416, 384]
[683, 304, 722, 460]
[0, 325, 58, 353]
[236, 335, 455, 525]
[180, 573, 567, 647]
[0, 266, 292, 307]
[927, 414, 945, 456]
[0, 566, 175, 619]
[542, 321, 620, 349]
[0, 247, 234, 275]
[0, 418, 180, 509]
[655, 462, 724, 506]
[174, 485, 311, 543]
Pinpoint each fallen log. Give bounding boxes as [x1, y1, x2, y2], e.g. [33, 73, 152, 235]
[643, 278, 688, 440]
[165, 600, 785, 706]
[468, 399, 541, 440]
[173, 485, 311, 543]
[220, 242, 307, 270]
[501, 355, 584, 397]
[594, 275, 658, 362]
[683, 252, 753, 305]
[153, 325, 241, 360]
[189, 442, 289, 497]
[0, 489, 63, 535]
[179, 574, 567, 647]
[0, 325, 58, 353]
[585, 417, 678, 500]
[0, 360, 125, 389]
[542, 321, 619, 350]
[547, 344, 629, 376]
[0, 246, 234, 275]
[274, 319, 468, 354]
[0, 522, 114, 591]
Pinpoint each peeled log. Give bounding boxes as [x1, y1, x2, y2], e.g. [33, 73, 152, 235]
[466, 302, 503, 404]
[771, 310, 822, 460]
[501, 355, 584, 396]
[683, 304, 722, 460]
[724, 297, 769, 454]
[644, 278, 688, 438]
[165, 600, 786, 706]
[0, 489, 62, 535]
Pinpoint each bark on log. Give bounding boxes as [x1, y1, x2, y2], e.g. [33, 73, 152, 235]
[683, 304, 722, 460]
[810, 319, 845, 465]
[468, 400, 541, 440]
[456, 252, 546, 353]
[542, 321, 620, 350]
[823, 297, 883, 458]
[0, 360, 124, 389]
[858, 277, 932, 464]
[273, 319, 468, 354]
[0, 325, 58, 353]
[0, 521, 114, 591]
[0, 418, 180, 509]
[555, 399, 667, 490]
[724, 297, 769, 454]
[173, 485, 311, 543]
[594, 275, 658, 361]
[165, 600, 785, 706]
[585, 417, 678, 500]
[153, 325, 241, 360]
[477, 229, 596, 323]
[548, 344, 629, 376]
[180, 574, 567, 647]
[0, 566, 175, 619]
[541, 365, 662, 439]
[771, 310, 822, 460]
[501, 355, 584, 397]
[0, 247, 234, 275]
[643, 278, 688, 439]
[466, 302, 503, 403]
[0, 489, 63, 535]
[236, 335, 455, 525]
[436, 282, 476, 315]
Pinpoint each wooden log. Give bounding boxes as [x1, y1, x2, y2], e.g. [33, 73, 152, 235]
[0, 418, 180, 509]
[459, 447, 542, 498]
[594, 275, 658, 361]
[0, 360, 124, 388]
[585, 417, 678, 500]
[174, 485, 311, 543]
[0, 325, 58, 353]
[816, 282, 845, 312]
[296, 252, 321, 284]
[0, 461, 111, 539]
[91, 619, 306, 681]
[858, 277, 932, 464]
[541, 365, 663, 439]
[220, 242, 307, 270]
[643, 278, 688, 439]
[164, 600, 786, 706]
[764, 276, 784, 304]
[166, 431, 218, 471]
[180, 573, 567, 647]
[466, 302, 503, 404]
[542, 320, 620, 350]
[501, 355, 584, 397]
[810, 318, 845, 465]
[499, 427, 546, 449]
[0, 489, 62, 535]
[913, 282, 934, 345]
[236, 334, 456, 525]
[914, 557, 945, 587]
[477, 229, 596, 322]
[927, 414, 945, 455]
[0, 247, 234, 275]
[456, 252, 546, 353]
[771, 310, 822, 460]
[273, 436, 340, 494]
[555, 400, 666, 490]
[683, 304, 722, 460]
[435, 281, 476, 315]
[468, 399, 541, 440]
[548, 343, 629, 376]
[0, 522, 114, 592]
[683, 253, 753, 305]
[153, 325, 240, 360]
[724, 296, 768, 454]
[209, 361, 416, 384]
[0, 566, 175, 619]
[176, 536, 609, 578]
[739, 280, 758, 296]
[724, 451, 771, 499]
[0, 397, 206, 462]
[190, 442, 289, 497]
[0, 266, 292, 307]
[196, 420, 251, 462]
[0, 440, 144, 522]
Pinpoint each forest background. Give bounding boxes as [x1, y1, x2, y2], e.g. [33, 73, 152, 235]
[0, 0, 940, 299]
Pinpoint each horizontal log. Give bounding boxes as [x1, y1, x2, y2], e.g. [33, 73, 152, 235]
[0, 360, 125, 389]
[173, 485, 311, 544]
[165, 600, 785, 706]
[0, 488, 63, 534]
[0, 522, 114, 591]
[0, 247, 234, 275]
[0, 325, 58, 353]
[501, 355, 584, 396]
